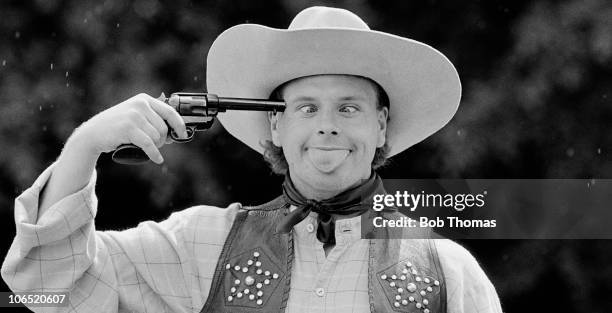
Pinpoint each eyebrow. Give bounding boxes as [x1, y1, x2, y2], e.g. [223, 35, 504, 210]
[338, 96, 367, 102]
[289, 96, 318, 102]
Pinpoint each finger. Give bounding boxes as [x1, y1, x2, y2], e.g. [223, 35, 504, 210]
[143, 94, 188, 139]
[127, 108, 163, 147]
[140, 120, 165, 148]
[139, 103, 169, 145]
[128, 128, 164, 164]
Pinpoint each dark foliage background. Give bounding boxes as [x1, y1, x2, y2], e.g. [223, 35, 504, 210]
[1, 0, 611, 312]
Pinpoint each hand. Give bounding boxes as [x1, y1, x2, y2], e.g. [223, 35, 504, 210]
[70, 93, 188, 164]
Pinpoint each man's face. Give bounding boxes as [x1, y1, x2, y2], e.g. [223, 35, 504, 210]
[269, 75, 388, 199]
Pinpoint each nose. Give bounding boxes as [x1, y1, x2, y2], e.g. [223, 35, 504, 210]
[316, 109, 340, 136]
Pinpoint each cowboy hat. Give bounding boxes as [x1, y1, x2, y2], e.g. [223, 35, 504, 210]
[207, 6, 461, 157]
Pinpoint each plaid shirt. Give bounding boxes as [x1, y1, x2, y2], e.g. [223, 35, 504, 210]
[2, 164, 502, 313]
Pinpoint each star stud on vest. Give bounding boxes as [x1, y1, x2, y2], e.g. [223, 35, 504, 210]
[378, 261, 441, 312]
[224, 250, 282, 307]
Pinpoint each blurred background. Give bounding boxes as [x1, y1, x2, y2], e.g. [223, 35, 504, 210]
[1, 0, 611, 311]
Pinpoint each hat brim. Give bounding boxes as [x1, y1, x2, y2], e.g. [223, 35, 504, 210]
[207, 24, 461, 157]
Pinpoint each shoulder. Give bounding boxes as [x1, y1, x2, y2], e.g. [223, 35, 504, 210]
[241, 196, 286, 212]
[163, 196, 285, 231]
[181, 202, 243, 218]
[434, 239, 491, 286]
[433, 239, 503, 313]
[166, 202, 242, 230]
[434, 239, 482, 272]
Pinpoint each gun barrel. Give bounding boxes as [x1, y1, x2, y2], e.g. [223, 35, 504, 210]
[217, 97, 285, 112]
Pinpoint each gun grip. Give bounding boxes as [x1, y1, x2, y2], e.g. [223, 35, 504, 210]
[111, 144, 151, 164]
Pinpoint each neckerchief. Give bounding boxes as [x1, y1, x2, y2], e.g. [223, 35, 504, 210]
[277, 171, 384, 245]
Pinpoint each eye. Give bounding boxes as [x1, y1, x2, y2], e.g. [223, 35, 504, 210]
[339, 105, 358, 113]
[298, 104, 317, 114]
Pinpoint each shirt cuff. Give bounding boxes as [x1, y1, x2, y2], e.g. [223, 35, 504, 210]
[13, 162, 98, 250]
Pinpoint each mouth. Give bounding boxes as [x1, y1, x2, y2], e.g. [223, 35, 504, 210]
[308, 146, 352, 152]
[305, 146, 351, 173]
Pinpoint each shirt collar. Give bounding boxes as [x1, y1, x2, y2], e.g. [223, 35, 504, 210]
[290, 205, 363, 245]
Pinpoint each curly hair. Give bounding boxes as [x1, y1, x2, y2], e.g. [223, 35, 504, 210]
[261, 75, 391, 175]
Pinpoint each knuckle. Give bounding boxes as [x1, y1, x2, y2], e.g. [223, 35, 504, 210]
[126, 109, 143, 123]
[133, 98, 149, 109]
[147, 129, 158, 142]
[153, 130, 162, 142]
[136, 93, 150, 100]
[127, 126, 141, 139]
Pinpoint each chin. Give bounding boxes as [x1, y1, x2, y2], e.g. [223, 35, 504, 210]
[307, 171, 356, 192]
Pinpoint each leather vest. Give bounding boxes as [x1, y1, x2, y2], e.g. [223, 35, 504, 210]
[200, 196, 447, 313]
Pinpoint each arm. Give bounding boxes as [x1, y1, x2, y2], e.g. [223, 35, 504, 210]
[435, 239, 503, 313]
[39, 93, 188, 219]
[1, 93, 209, 313]
[37, 128, 98, 219]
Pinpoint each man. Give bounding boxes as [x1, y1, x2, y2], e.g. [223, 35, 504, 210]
[2, 6, 502, 313]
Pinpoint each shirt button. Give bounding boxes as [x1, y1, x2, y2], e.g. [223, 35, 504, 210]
[306, 223, 315, 233]
[315, 287, 325, 297]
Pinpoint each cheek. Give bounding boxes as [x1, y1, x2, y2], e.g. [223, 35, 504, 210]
[353, 120, 382, 149]
[277, 120, 308, 152]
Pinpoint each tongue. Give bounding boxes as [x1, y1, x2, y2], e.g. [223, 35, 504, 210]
[307, 148, 349, 173]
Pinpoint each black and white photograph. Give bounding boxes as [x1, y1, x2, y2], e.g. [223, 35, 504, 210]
[0, 0, 611, 312]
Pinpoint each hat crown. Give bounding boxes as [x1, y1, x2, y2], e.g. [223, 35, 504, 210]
[288, 6, 370, 30]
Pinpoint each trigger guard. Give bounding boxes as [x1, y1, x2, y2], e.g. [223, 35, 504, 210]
[171, 128, 195, 143]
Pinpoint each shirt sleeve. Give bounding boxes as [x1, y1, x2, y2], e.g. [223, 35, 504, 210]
[1, 163, 240, 313]
[435, 239, 503, 313]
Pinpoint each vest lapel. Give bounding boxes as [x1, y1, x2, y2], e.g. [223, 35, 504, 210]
[201, 197, 293, 312]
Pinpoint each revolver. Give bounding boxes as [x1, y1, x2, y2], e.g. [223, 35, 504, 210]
[111, 92, 285, 164]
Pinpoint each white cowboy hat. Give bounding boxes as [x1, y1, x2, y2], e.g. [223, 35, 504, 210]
[207, 6, 461, 157]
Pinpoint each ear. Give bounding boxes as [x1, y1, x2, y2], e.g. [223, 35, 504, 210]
[268, 111, 283, 147]
[376, 107, 388, 148]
